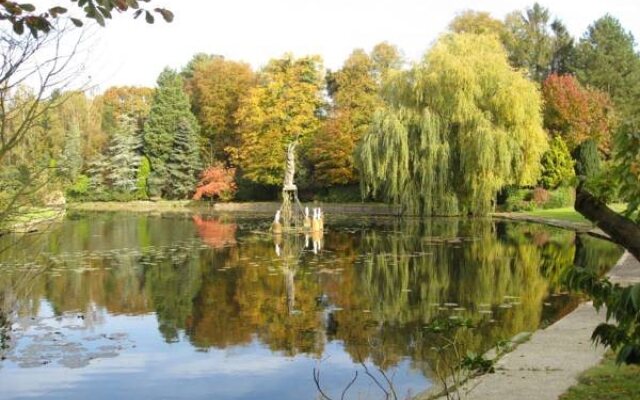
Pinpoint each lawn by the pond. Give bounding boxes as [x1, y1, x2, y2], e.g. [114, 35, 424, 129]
[560, 353, 640, 400]
[0, 207, 63, 232]
[523, 203, 629, 225]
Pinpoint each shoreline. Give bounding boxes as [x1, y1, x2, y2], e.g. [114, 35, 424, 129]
[0, 208, 66, 236]
[415, 251, 640, 400]
[67, 202, 613, 242]
[492, 211, 611, 241]
[66, 200, 403, 216]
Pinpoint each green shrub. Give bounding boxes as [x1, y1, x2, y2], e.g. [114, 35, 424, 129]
[542, 186, 575, 209]
[234, 177, 278, 201]
[66, 174, 90, 200]
[573, 139, 602, 180]
[135, 156, 151, 200]
[313, 185, 361, 202]
[504, 188, 535, 211]
[540, 136, 575, 189]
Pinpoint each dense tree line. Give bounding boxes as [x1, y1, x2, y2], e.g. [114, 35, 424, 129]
[2, 3, 639, 217]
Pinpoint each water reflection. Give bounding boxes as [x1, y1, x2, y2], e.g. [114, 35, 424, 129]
[0, 213, 622, 399]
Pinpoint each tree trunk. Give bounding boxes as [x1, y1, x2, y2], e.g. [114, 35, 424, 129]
[575, 187, 640, 261]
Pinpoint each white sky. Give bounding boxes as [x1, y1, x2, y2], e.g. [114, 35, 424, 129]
[75, 0, 640, 91]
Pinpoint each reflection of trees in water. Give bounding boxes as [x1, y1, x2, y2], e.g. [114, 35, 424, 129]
[187, 233, 324, 356]
[319, 220, 619, 376]
[192, 216, 237, 249]
[0, 214, 623, 375]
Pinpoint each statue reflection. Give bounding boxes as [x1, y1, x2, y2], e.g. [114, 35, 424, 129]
[273, 229, 323, 315]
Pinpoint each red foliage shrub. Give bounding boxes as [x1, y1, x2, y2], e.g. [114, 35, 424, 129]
[192, 163, 237, 201]
[542, 74, 615, 154]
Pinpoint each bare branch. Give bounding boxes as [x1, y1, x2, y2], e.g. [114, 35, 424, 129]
[313, 367, 335, 400]
[377, 367, 398, 400]
[341, 371, 358, 400]
[0, 22, 90, 163]
[361, 362, 390, 400]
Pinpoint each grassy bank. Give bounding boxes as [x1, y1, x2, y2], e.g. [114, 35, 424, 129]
[66, 200, 403, 215]
[0, 207, 65, 234]
[67, 200, 195, 212]
[523, 203, 628, 225]
[560, 353, 640, 400]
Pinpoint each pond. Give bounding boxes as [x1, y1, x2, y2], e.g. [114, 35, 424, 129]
[0, 212, 622, 399]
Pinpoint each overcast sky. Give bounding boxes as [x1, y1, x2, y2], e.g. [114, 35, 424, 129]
[76, 0, 640, 91]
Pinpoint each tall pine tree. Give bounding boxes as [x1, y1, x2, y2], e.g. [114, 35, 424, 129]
[106, 116, 141, 194]
[143, 68, 201, 198]
[60, 121, 83, 183]
[165, 119, 201, 199]
[574, 15, 640, 127]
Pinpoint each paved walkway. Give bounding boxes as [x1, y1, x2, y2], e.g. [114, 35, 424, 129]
[452, 251, 640, 400]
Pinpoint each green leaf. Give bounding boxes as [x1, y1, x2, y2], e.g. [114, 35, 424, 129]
[617, 344, 635, 364]
[48, 6, 67, 18]
[90, 7, 106, 26]
[144, 10, 154, 24]
[70, 18, 83, 27]
[19, 4, 36, 12]
[97, 6, 112, 19]
[50, 6, 67, 14]
[155, 8, 173, 23]
[12, 20, 24, 35]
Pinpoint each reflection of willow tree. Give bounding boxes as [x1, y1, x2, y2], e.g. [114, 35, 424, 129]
[321, 219, 585, 377]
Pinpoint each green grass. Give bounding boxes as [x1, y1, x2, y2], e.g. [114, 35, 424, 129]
[8, 207, 60, 223]
[560, 353, 640, 400]
[524, 203, 629, 225]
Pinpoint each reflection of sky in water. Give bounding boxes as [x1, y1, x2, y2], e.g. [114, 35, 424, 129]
[0, 302, 429, 399]
[0, 213, 624, 399]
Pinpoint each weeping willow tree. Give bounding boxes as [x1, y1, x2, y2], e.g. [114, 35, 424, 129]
[358, 33, 547, 216]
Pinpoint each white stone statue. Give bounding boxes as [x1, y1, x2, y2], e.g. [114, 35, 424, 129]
[283, 141, 297, 190]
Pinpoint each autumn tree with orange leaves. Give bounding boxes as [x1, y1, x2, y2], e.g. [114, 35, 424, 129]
[192, 163, 237, 201]
[542, 73, 615, 154]
[184, 56, 255, 164]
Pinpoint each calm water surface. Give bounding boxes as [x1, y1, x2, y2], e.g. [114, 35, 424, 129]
[0, 212, 622, 399]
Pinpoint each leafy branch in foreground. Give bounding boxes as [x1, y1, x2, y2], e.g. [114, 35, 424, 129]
[565, 266, 640, 364]
[0, 0, 173, 37]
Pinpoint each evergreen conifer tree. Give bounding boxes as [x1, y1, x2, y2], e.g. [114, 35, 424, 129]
[165, 118, 201, 199]
[106, 116, 141, 194]
[86, 153, 108, 198]
[143, 68, 201, 198]
[60, 121, 83, 182]
[574, 15, 640, 124]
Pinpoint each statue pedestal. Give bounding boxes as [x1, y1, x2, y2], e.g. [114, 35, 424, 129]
[281, 185, 304, 229]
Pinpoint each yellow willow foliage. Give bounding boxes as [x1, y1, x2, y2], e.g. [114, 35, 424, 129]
[358, 33, 547, 216]
[358, 107, 458, 215]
